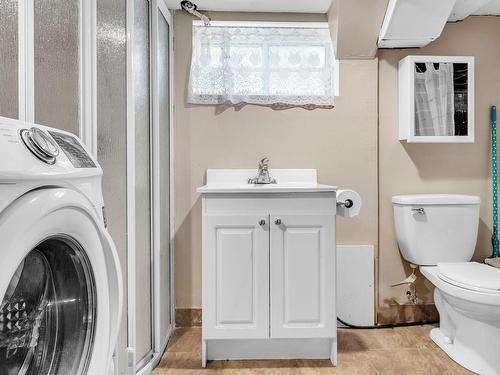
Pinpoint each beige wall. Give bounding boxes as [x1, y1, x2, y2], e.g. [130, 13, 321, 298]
[174, 10, 500, 322]
[327, 0, 389, 59]
[174, 11, 379, 308]
[378, 17, 500, 319]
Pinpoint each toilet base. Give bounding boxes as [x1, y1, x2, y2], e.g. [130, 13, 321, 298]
[431, 288, 500, 375]
[430, 328, 481, 374]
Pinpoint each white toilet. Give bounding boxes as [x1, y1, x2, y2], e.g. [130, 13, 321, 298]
[392, 194, 500, 375]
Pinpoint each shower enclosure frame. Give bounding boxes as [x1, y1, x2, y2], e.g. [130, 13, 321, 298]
[9, 0, 176, 373]
[126, 0, 175, 374]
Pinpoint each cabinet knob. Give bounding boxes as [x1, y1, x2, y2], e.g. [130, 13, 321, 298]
[274, 218, 282, 225]
[259, 219, 266, 226]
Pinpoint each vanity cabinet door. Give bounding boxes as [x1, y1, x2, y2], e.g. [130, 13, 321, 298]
[270, 214, 335, 339]
[203, 215, 270, 339]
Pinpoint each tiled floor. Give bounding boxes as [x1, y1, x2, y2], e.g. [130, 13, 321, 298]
[152, 326, 473, 374]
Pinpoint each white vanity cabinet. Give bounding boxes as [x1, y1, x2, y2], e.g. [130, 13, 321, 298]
[198, 169, 338, 367]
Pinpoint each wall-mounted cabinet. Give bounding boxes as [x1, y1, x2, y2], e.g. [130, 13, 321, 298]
[399, 56, 474, 143]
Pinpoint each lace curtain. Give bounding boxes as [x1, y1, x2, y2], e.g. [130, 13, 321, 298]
[187, 22, 336, 109]
[414, 62, 455, 136]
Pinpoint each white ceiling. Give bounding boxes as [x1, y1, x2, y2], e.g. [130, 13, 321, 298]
[449, 0, 500, 21]
[164, 0, 333, 13]
[473, 0, 500, 15]
[165, 0, 500, 18]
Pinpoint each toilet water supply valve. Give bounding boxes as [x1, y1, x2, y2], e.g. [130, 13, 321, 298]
[391, 264, 419, 304]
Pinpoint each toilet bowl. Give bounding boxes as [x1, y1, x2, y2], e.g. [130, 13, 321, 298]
[393, 194, 500, 375]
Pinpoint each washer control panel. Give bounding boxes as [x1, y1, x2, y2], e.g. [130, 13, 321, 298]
[48, 131, 96, 168]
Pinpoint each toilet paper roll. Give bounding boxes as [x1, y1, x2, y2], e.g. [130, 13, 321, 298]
[336, 189, 362, 218]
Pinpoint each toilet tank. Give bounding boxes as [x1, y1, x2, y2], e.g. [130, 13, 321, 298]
[392, 194, 480, 265]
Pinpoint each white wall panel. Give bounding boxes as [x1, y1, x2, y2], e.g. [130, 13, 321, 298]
[336, 245, 375, 327]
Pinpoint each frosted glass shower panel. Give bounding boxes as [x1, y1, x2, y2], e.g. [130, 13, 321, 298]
[0, 0, 18, 119]
[134, 0, 153, 365]
[96, 0, 128, 372]
[34, 0, 80, 134]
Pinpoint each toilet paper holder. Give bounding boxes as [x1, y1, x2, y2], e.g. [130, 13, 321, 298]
[336, 189, 361, 218]
[337, 199, 354, 208]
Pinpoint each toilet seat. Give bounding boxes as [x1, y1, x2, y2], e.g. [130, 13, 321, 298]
[421, 265, 500, 307]
[437, 262, 500, 294]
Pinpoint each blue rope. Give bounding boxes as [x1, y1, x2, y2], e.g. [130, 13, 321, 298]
[492, 106, 499, 258]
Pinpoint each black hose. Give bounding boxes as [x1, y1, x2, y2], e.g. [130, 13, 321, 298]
[337, 317, 438, 329]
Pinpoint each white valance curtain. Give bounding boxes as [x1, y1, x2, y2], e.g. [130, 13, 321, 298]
[187, 22, 336, 109]
[414, 62, 455, 136]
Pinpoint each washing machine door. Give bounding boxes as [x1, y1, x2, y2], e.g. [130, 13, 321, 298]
[0, 188, 122, 375]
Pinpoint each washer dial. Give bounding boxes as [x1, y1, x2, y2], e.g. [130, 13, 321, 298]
[20, 127, 59, 164]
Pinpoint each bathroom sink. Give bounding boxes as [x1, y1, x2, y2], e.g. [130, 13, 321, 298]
[196, 169, 337, 193]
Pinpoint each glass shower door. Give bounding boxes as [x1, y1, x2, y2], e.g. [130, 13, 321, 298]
[155, 2, 172, 347]
[96, 0, 128, 372]
[133, 0, 153, 368]
[132, 1, 173, 370]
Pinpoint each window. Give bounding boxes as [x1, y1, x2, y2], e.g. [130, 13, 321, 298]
[188, 21, 337, 109]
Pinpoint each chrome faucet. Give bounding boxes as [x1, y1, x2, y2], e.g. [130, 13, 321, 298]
[248, 157, 277, 184]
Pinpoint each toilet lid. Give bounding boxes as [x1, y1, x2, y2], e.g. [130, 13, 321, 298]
[437, 262, 500, 292]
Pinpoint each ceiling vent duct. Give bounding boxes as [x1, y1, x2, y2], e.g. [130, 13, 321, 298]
[378, 0, 456, 48]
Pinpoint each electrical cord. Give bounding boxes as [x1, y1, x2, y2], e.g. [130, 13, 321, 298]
[337, 317, 438, 329]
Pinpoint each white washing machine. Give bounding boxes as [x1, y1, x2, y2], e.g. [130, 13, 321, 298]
[0, 117, 122, 375]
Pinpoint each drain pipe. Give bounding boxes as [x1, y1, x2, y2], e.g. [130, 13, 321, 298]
[180, 1, 211, 26]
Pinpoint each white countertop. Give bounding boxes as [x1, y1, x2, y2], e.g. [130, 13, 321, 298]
[197, 169, 337, 194]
